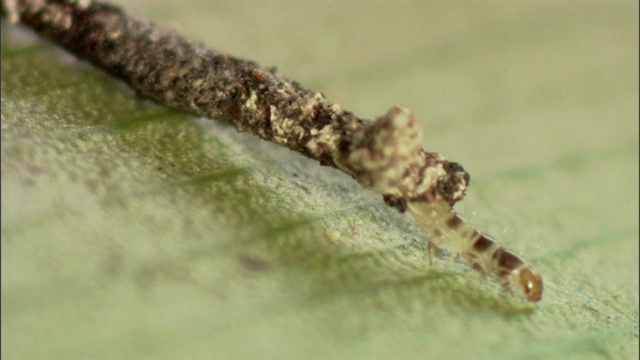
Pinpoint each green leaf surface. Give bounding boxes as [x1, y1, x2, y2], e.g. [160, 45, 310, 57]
[2, 1, 638, 359]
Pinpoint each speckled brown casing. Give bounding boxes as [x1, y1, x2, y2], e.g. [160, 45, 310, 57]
[2, 0, 470, 212]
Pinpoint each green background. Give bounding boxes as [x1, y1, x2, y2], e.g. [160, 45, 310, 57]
[2, 1, 638, 359]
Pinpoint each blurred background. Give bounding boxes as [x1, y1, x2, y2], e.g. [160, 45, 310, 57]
[2, 1, 638, 359]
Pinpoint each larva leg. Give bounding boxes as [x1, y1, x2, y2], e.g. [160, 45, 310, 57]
[427, 241, 436, 266]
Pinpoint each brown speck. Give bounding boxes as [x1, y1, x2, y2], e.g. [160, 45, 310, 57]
[102, 252, 123, 277]
[135, 267, 156, 291]
[25, 163, 46, 175]
[238, 254, 269, 271]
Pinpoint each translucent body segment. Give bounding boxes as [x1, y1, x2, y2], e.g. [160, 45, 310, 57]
[408, 200, 543, 302]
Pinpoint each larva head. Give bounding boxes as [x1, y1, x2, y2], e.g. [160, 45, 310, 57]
[517, 267, 543, 302]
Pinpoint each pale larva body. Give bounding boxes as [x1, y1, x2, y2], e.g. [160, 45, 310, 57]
[408, 200, 543, 302]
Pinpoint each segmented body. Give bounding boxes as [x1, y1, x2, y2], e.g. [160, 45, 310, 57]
[408, 200, 543, 302]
